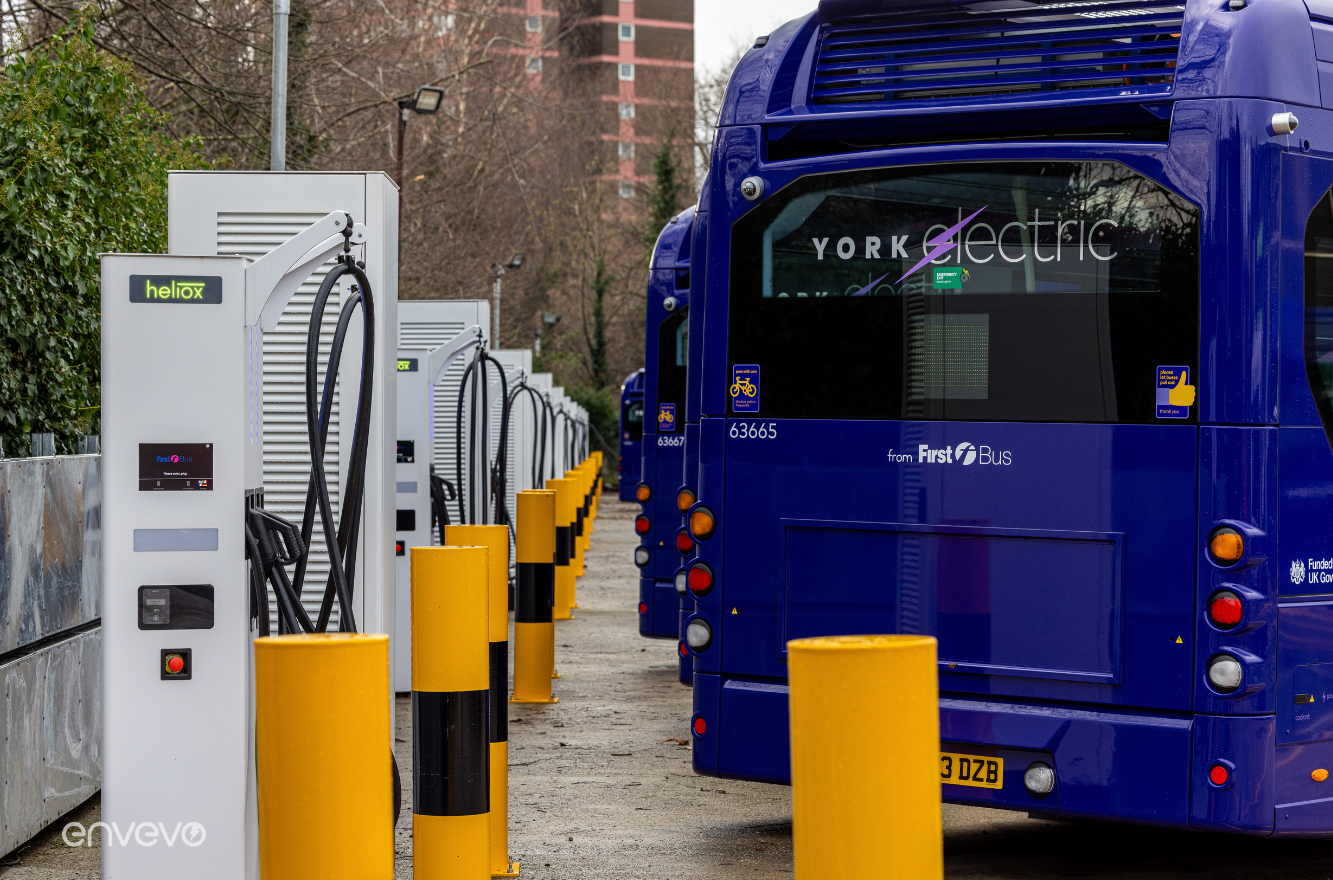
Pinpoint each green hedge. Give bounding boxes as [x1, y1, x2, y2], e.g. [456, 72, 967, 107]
[0, 14, 205, 456]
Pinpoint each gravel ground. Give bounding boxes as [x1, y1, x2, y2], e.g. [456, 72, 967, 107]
[10, 495, 1333, 878]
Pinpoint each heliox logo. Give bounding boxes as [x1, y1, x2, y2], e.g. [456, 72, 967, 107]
[130, 275, 223, 304]
[147, 280, 206, 300]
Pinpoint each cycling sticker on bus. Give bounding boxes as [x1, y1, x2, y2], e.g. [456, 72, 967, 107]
[731, 365, 760, 413]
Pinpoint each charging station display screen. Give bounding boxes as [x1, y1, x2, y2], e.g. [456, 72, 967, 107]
[139, 443, 214, 491]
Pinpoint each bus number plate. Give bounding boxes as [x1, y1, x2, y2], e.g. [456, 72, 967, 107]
[940, 752, 1002, 789]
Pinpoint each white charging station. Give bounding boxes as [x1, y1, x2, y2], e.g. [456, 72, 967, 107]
[392, 326, 485, 692]
[102, 212, 370, 879]
[167, 172, 398, 644]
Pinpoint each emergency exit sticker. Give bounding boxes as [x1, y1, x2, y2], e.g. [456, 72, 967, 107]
[658, 403, 677, 432]
[933, 267, 963, 289]
[1156, 366, 1195, 419]
[731, 365, 760, 413]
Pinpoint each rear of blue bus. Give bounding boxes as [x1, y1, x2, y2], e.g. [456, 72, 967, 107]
[684, 0, 1333, 834]
[638, 208, 695, 638]
[618, 369, 645, 501]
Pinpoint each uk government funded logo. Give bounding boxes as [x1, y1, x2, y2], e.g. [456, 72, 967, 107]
[1294, 557, 1333, 586]
[886, 442, 1011, 466]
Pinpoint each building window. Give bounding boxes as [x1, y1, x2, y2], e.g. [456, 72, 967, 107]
[618, 101, 636, 119]
[619, 23, 635, 41]
[619, 181, 636, 199]
[527, 57, 543, 75]
[619, 141, 635, 160]
[619, 63, 635, 82]
[526, 16, 542, 33]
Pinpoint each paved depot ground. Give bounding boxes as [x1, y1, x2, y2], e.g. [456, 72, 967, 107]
[11, 496, 1333, 878]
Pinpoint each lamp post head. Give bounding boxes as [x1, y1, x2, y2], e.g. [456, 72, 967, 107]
[412, 86, 445, 114]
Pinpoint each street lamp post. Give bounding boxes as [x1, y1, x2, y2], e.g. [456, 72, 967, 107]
[491, 253, 525, 347]
[270, 0, 290, 170]
[535, 312, 561, 359]
[395, 85, 445, 223]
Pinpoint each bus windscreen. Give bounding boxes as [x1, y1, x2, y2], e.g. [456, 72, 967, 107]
[729, 161, 1199, 423]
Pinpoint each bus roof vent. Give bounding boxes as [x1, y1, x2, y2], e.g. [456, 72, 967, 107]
[812, 0, 1184, 107]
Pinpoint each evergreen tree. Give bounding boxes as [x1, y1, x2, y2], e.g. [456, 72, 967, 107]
[0, 12, 206, 455]
[644, 131, 685, 254]
[589, 255, 612, 390]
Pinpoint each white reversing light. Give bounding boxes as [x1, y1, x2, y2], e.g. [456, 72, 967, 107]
[1024, 762, 1055, 797]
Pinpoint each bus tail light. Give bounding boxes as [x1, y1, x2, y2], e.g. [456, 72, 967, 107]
[638, 602, 647, 615]
[1209, 764, 1230, 786]
[635, 514, 651, 535]
[692, 715, 707, 736]
[685, 618, 712, 652]
[634, 546, 650, 567]
[676, 529, 694, 554]
[687, 562, 714, 597]
[1207, 654, 1243, 693]
[689, 506, 716, 541]
[678, 640, 689, 657]
[636, 482, 651, 503]
[676, 488, 696, 514]
[1209, 590, 1243, 628]
[1208, 527, 1244, 566]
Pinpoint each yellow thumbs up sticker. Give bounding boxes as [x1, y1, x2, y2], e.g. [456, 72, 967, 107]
[1156, 366, 1194, 419]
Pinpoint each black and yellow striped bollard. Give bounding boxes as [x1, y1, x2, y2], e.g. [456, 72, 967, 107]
[411, 546, 490, 877]
[511, 490, 558, 703]
[546, 477, 576, 622]
[444, 525, 518, 878]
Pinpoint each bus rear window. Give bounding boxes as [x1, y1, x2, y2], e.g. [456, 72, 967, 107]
[656, 309, 688, 431]
[728, 161, 1199, 423]
[1306, 191, 1333, 449]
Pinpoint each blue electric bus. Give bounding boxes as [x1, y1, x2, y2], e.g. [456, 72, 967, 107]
[682, 0, 1333, 835]
[636, 207, 696, 642]
[618, 368, 646, 501]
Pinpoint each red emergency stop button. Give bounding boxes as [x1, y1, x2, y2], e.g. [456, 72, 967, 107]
[162, 649, 191, 680]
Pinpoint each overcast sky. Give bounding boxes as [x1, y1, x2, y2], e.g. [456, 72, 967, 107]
[695, 0, 818, 77]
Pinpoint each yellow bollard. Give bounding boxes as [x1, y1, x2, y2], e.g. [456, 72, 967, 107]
[788, 635, 942, 880]
[255, 633, 393, 880]
[444, 525, 518, 878]
[546, 477, 576, 621]
[411, 546, 491, 879]
[511, 490, 558, 703]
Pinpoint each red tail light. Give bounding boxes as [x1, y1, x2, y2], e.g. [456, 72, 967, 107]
[639, 602, 647, 614]
[687, 562, 714, 597]
[635, 515, 651, 534]
[1209, 764, 1229, 786]
[1209, 590, 1243, 628]
[692, 715, 707, 736]
[675, 529, 694, 554]
[678, 640, 689, 657]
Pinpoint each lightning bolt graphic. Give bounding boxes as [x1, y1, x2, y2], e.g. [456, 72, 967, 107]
[895, 205, 988, 284]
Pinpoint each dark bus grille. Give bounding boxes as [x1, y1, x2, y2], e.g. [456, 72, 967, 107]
[813, 0, 1184, 106]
